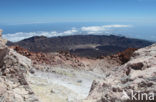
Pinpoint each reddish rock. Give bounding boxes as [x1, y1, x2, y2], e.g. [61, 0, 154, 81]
[117, 48, 137, 64]
[10, 46, 52, 65]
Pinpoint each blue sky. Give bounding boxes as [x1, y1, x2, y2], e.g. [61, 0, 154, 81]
[0, 0, 156, 42]
[0, 0, 156, 24]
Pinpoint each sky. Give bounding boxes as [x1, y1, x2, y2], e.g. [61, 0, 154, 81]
[0, 0, 156, 42]
[0, 0, 156, 24]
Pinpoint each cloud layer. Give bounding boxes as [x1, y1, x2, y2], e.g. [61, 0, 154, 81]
[3, 24, 131, 42]
[81, 25, 130, 34]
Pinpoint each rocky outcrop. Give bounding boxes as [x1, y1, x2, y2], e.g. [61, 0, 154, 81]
[117, 48, 137, 64]
[0, 29, 7, 46]
[87, 44, 156, 102]
[0, 32, 39, 102]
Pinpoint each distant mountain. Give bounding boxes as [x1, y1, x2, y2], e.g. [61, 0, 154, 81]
[7, 35, 153, 58]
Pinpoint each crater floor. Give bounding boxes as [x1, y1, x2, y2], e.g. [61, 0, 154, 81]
[28, 67, 105, 102]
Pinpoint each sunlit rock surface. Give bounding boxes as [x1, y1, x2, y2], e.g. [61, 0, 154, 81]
[0, 32, 39, 102]
[86, 44, 156, 102]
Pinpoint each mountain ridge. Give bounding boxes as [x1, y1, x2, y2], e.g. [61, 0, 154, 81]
[7, 34, 153, 58]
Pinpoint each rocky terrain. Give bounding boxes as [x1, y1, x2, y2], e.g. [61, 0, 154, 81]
[1, 29, 156, 102]
[0, 31, 39, 102]
[9, 45, 123, 71]
[1, 31, 122, 102]
[86, 43, 156, 102]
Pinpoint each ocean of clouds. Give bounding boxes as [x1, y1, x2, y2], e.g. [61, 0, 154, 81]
[3, 24, 131, 42]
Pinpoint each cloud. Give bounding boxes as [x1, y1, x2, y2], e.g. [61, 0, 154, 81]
[81, 25, 131, 34]
[3, 25, 131, 42]
[3, 28, 79, 42]
[61, 28, 78, 35]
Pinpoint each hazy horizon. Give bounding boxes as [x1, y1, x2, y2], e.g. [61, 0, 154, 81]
[0, 22, 155, 42]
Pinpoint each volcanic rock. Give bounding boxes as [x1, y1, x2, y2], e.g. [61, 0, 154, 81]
[0, 32, 39, 102]
[86, 44, 156, 102]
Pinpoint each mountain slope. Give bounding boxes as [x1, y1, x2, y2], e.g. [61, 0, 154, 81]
[7, 35, 153, 58]
[1, 31, 156, 102]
